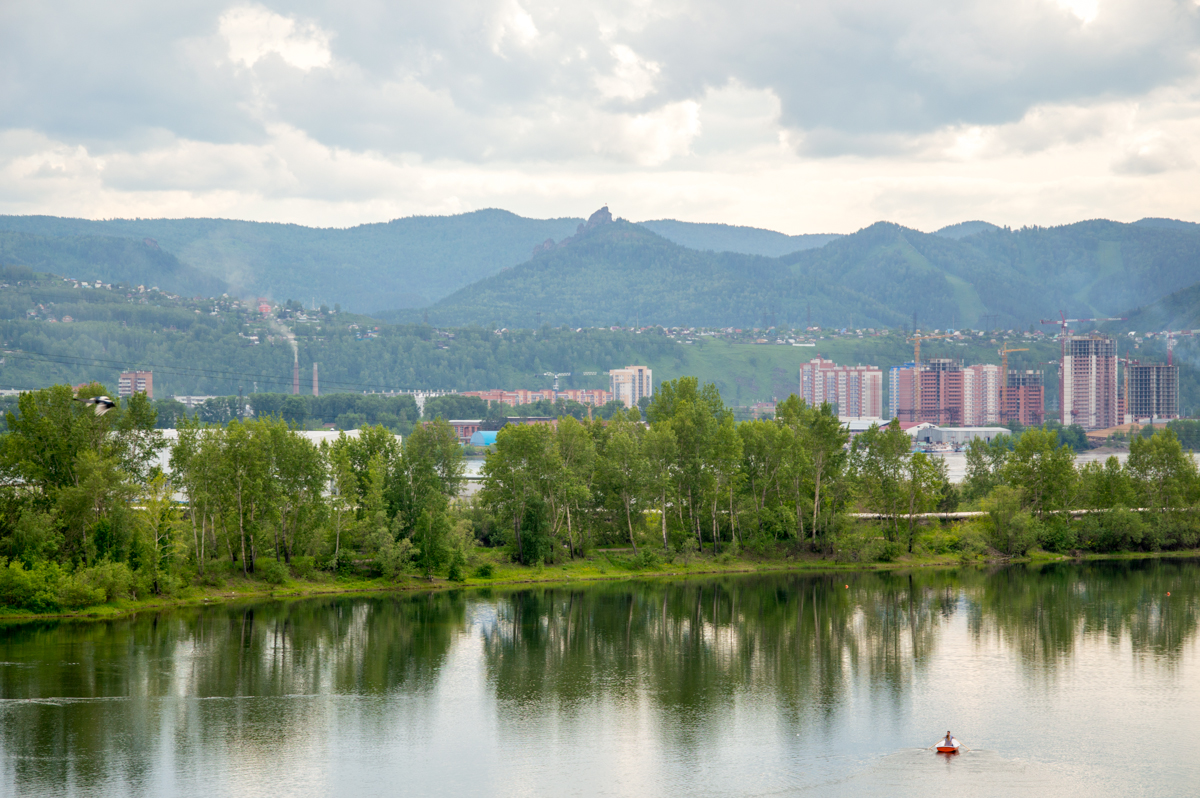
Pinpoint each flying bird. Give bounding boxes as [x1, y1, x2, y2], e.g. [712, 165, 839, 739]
[75, 395, 117, 415]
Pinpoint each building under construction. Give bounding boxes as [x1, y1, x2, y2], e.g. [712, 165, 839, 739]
[889, 360, 1002, 425]
[1062, 334, 1118, 430]
[1128, 363, 1178, 421]
[1004, 370, 1045, 426]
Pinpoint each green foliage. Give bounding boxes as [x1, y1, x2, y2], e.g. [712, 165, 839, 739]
[258, 559, 288, 585]
[78, 561, 135, 602]
[981, 486, 1036, 556]
[473, 562, 495, 579]
[404, 217, 1200, 334]
[1, 210, 584, 313]
[447, 549, 467, 582]
[0, 559, 65, 612]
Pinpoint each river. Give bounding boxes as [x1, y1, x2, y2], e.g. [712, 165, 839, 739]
[2, 561, 1198, 796]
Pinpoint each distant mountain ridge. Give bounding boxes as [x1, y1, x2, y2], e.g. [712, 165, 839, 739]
[637, 219, 840, 256]
[0, 230, 226, 297]
[0, 211, 839, 313]
[2, 211, 1199, 328]
[391, 213, 1200, 331]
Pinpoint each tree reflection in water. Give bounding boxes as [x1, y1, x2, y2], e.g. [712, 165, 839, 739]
[0, 561, 1196, 796]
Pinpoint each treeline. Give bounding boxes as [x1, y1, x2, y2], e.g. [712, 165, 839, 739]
[476, 377, 1200, 563]
[2, 378, 1199, 614]
[0, 384, 469, 612]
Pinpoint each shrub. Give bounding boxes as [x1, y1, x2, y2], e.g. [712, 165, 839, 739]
[0, 559, 63, 612]
[633, 549, 661, 570]
[447, 550, 467, 582]
[290, 556, 315, 580]
[473, 562, 495, 579]
[56, 575, 104, 609]
[79, 561, 135, 602]
[257, 558, 288, 585]
[1037, 516, 1077, 554]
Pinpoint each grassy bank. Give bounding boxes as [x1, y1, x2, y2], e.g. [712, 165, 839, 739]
[4, 545, 1198, 624]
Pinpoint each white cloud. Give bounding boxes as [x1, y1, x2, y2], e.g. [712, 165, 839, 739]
[1054, 0, 1099, 24]
[219, 5, 332, 71]
[3, 0, 1200, 233]
[490, 1, 540, 54]
[596, 45, 661, 101]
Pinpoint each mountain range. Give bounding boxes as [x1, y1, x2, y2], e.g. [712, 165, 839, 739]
[388, 210, 1200, 331]
[1, 209, 1199, 331]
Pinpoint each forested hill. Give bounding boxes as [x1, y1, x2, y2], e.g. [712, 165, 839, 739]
[399, 214, 1200, 331]
[0, 230, 226, 298]
[0, 211, 583, 314]
[388, 217, 901, 329]
[637, 219, 840, 256]
[0, 212, 839, 314]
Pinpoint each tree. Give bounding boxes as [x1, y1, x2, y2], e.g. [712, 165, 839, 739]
[596, 413, 647, 552]
[981, 485, 1035, 556]
[480, 423, 558, 564]
[849, 420, 909, 541]
[325, 439, 357, 569]
[900, 452, 942, 553]
[962, 434, 1010, 501]
[550, 416, 596, 557]
[1002, 427, 1075, 518]
[642, 421, 677, 550]
[1126, 429, 1199, 511]
[798, 401, 849, 543]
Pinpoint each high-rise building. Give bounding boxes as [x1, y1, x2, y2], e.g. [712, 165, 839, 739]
[890, 360, 1002, 425]
[609, 366, 653, 408]
[1062, 335, 1118, 430]
[1005, 370, 1045, 426]
[798, 358, 883, 418]
[965, 364, 1001, 425]
[117, 371, 153, 399]
[1128, 363, 1178, 421]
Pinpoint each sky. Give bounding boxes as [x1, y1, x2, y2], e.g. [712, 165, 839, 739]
[2, 0, 1200, 234]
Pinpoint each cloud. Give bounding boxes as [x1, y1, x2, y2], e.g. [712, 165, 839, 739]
[2, 0, 1200, 232]
[220, 5, 332, 71]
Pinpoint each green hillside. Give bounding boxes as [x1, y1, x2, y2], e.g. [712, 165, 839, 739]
[401, 214, 1200, 333]
[637, 219, 840, 256]
[400, 218, 906, 329]
[0, 211, 584, 313]
[0, 231, 226, 297]
[5, 262, 1199, 414]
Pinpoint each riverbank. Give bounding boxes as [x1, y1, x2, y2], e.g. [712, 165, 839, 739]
[4, 546, 1199, 624]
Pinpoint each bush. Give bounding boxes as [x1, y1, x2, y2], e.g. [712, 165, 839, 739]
[56, 575, 104, 609]
[1037, 516, 1077, 554]
[632, 549, 662, 570]
[0, 559, 64, 613]
[473, 562, 495, 579]
[447, 550, 467, 582]
[876, 540, 903, 562]
[257, 558, 288, 585]
[79, 561, 135, 602]
[290, 556, 315, 580]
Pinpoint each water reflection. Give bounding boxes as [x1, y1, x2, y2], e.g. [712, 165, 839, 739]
[0, 562, 1197, 797]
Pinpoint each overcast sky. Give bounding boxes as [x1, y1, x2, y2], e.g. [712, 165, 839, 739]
[3, 0, 1199, 233]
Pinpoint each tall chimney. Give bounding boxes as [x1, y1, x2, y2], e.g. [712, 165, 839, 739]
[293, 362, 299, 395]
[313, 363, 318, 396]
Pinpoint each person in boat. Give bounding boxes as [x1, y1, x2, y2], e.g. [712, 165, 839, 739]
[941, 732, 958, 748]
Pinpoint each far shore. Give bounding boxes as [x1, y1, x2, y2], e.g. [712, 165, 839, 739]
[4, 548, 1198, 625]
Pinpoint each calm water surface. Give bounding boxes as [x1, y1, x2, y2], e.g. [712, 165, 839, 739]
[2, 562, 1198, 797]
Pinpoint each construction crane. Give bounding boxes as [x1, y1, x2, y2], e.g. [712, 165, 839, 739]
[542, 371, 571, 392]
[905, 332, 954, 421]
[1039, 312, 1126, 424]
[1149, 329, 1199, 366]
[998, 344, 1028, 423]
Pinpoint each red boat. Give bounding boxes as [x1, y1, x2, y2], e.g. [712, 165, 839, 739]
[936, 744, 960, 754]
